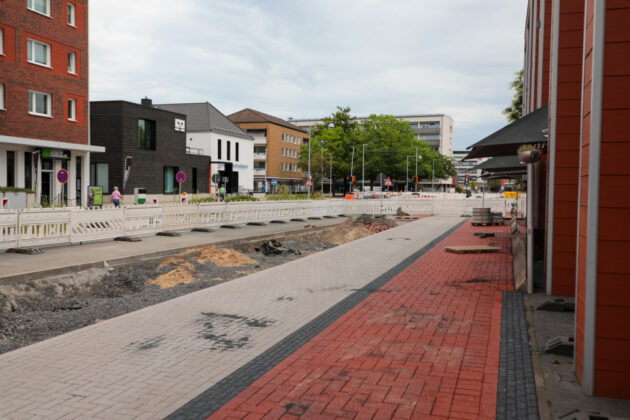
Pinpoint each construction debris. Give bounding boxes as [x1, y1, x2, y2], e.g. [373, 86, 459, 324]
[254, 240, 302, 256]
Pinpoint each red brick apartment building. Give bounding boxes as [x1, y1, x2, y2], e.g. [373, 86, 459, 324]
[467, 0, 630, 399]
[0, 0, 103, 207]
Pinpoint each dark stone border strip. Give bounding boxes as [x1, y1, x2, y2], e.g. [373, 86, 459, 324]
[496, 291, 540, 420]
[165, 219, 468, 419]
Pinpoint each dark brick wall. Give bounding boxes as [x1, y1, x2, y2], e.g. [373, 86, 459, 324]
[90, 101, 210, 195]
[0, 0, 89, 144]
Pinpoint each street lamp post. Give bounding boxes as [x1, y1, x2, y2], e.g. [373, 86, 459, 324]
[415, 147, 418, 193]
[406, 155, 416, 192]
[362, 144, 367, 192]
[432, 158, 435, 192]
[307, 127, 312, 200]
[329, 152, 332, 197]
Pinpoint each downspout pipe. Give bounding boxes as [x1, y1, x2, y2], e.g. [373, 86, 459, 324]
[527, 162, 534, 294]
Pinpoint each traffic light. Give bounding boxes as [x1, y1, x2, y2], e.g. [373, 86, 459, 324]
[414, 176, 419, 185]
[351, 175, 355, 183]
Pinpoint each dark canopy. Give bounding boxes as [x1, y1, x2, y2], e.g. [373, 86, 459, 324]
[473, 155, 527, 172]
[465, 105, 548, 159]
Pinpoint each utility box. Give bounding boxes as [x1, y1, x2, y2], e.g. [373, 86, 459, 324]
[134, 188, 146, 205]
[88, 186, 103, 208]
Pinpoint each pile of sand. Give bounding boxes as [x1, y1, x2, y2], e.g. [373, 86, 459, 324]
[147, 262, 196, 289]
[320, 218, 372, 245]
[194, 246, 257, 267]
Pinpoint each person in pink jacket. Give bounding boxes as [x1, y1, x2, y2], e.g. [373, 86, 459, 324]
[111, 186, 121, 207]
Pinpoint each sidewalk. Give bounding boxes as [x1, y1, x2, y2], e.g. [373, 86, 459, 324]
[198, 220, 517, 420]
[0, 216, 471, 419]
[0, 217, 344, 282]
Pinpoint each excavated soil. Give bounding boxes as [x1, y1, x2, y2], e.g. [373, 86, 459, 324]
[0, 216, 400, 354]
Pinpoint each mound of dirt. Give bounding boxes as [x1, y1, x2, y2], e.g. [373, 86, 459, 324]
[320, 219, 372, 245]
[321, 216, 398, 246]
[193, 246, 257, 267]
[147, 262, 196, 289]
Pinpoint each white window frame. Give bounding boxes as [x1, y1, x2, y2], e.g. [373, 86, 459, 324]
[67, 3, 76, 27]
[0, 83, 5, 110]
[68, 98, 76, 121]
[27, 0, 51, 17]
[28, 90, 52, 117]
[27, 38, 51, 68]
[0, 28, 4, 55]
[67, 51, 76, 74]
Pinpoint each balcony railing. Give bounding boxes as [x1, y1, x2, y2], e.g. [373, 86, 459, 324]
[254, 153, 267, 160]
[186, 147, 205, 155]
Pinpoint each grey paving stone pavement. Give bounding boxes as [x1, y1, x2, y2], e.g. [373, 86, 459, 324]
[496, 291, 539, 420]
[0, 216, 463, 419]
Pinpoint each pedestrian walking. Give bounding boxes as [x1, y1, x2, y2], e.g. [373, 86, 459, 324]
[219, 184, 226, 202]
[112, 186, 121, 207]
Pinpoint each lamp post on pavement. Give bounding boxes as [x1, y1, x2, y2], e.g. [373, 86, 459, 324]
[362, 144, 367, 193]
[307, 126, 312, 200]
[406, 155, 416, 192]
[432, 159, 435, 192]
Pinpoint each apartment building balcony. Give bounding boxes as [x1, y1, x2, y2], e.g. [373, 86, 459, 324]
[254, 152, 267, 160]
[254, 168, 266, 176]
[414, 127, 441, 135]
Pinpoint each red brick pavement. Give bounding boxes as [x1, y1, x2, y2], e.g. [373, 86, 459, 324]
[209, 221, 513, 420]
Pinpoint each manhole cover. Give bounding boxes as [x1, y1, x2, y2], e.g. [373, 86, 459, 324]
[387, 238, 411, 241]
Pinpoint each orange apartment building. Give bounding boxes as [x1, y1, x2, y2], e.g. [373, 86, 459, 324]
[228, 108, 308, 193]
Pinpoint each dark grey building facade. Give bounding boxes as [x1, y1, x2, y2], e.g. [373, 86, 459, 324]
[90, 100, 210, 196]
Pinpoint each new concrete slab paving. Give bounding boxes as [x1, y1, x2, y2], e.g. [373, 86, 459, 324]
[0, 216, 463, 419]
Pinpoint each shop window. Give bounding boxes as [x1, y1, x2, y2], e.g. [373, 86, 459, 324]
[90, 163, 109, 193]
[163, 166, 178, 193]
[25, 152, 32, 190]
[138, 119, 156, 150]
[6, 151, 15, 187]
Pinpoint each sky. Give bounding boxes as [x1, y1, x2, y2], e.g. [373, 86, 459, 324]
[89, 0, 527, 151]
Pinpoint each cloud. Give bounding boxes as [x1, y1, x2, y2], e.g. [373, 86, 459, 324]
[89, 0, 526, 150]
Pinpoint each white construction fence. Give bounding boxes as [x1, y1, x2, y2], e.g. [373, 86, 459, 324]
[0, 197, 525, 250]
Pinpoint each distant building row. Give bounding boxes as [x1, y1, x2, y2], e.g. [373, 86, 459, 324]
[0, 1, 455, 205]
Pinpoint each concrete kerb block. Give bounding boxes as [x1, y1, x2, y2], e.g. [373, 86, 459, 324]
[192, 227, 214, 233]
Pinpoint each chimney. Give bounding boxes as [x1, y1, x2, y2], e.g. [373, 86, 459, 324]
[141, 97, 152, 106]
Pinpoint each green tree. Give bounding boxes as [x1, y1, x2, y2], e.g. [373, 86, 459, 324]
[299, 106, 456, 193]
[503, 69, 523, 122]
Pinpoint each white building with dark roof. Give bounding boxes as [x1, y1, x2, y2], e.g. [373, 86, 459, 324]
[156, 102, 254, 194]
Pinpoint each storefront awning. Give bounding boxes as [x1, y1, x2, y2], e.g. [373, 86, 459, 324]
[0, 135, 106, 153]
[473, 155, 527, 172]
[465, 105, 548, 159]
